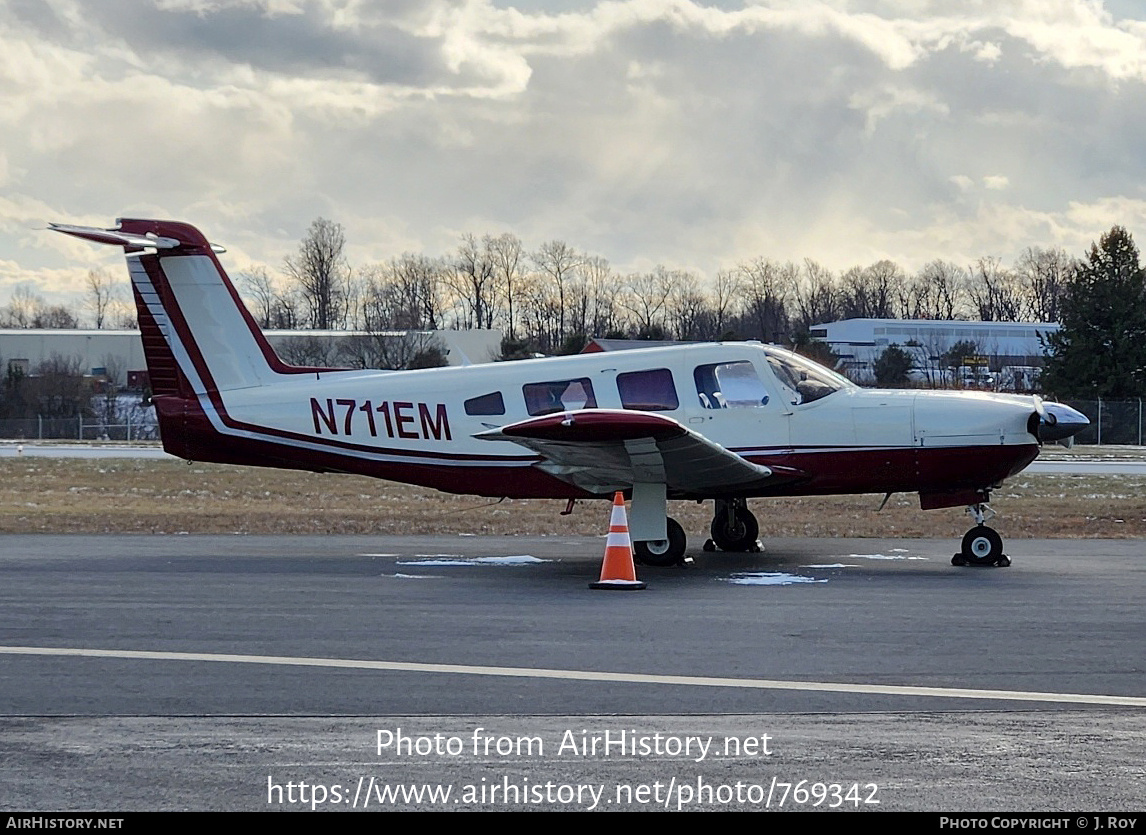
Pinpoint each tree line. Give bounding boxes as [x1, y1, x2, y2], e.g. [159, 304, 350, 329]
[227, 218, 1079, 359]
[0, 218, 1084, 344]
[3, 218, 1143, 398]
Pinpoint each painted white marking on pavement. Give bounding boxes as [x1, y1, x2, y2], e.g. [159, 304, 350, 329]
[1, 645, 1143, 707]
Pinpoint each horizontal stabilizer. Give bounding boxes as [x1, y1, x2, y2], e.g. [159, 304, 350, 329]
[50, 223, 183, 250]
[50, 222, 226, 253]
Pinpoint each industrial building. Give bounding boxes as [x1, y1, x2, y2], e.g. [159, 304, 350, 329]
[809, 318, 1060, 388]
[0, 328, 503, 388]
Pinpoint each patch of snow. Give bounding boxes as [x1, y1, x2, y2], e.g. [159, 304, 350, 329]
[725, 572, 827, 586]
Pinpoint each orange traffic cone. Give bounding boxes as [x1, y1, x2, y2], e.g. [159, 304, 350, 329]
[590, 492, 647, 590]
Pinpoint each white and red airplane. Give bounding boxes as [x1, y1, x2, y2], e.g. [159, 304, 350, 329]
[52, 219, 1088, 568]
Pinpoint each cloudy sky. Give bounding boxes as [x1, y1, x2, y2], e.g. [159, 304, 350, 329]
[3, 0, 1146, 308]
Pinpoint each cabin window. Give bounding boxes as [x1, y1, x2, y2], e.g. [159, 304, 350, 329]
[617, 368, 678, 411]
[464, 391, 505, 416]
[523, 378, 597, 416]
[764, 352, 844, 405]
[693, 361, 769, 409]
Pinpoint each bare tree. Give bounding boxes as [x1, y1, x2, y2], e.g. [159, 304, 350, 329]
[518, 269, 562, 352]
[580, 255, 621, 338]
[840, 260, 901, 319]
[489, 233, 525, 340]
[967, 257, 1025, 321]
[111, 299, 139, 329]
[665, 269, 710, 340]
[711, 269, 745, 337]
[361, 256, 445, 332]
[1016, 247, 1074, 323]
[789, 259, 839, 337]
[84, 269, 118, 329]
[276, 335, 345, 367]
[738, 258, 791, 343]
[92, 353, 125, 431]
[340, 331, 447, 370]
[908, 261, 969, 320]
[621, 267, 675, 339]
[532, 240, 582, 346]
[448, 234, 498, 329]
[240, 266, 300, 329]
[33, 304, 80, 329]
[1, 286, 41, 328]
[30, 354, 89, 417]
[283, 218, 351, 329]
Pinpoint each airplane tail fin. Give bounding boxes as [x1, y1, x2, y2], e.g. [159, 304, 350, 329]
[51, 219, 339, 463]
[51, 219, 327, 399]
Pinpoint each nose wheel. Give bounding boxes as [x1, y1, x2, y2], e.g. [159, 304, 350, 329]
[953, 525, 1010, 567]
[953, 502, 1010, 567]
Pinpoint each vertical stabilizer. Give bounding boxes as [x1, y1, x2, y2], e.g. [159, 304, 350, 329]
[51, 219, 332, 399]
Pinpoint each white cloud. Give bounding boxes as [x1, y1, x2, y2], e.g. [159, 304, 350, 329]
[2, 0, 1146, 305]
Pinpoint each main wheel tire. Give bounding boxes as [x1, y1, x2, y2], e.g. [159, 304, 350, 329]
[960, 526, 1004, 567]
[710, 505, 760, 552]
[634, 518, 687, 567]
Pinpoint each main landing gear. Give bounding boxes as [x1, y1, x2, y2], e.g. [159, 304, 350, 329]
[703, 497, 762, 554]
[634, 518, 687, 567]
[952, 503, 1011, 568]
[632, 498, 762, 567]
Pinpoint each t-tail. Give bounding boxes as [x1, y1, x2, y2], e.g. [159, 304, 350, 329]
[50, 219, 334, 463]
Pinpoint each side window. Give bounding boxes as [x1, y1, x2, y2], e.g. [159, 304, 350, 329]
[617, 368, 678, 411]
[765, 354, 843, 405]
[693, 361, 770, 409]
[464, 391, 505, 416]
[523, 378, 597, 416]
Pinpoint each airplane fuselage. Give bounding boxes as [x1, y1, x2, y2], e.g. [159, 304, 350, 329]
[162, 340, 1041, 507]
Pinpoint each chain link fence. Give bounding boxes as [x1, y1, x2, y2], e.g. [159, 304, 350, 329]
[0, 415, 159, 442]
[1062, 399, 1144, 446]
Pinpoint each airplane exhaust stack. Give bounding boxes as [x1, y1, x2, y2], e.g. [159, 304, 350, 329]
[590, 493, 646, 591]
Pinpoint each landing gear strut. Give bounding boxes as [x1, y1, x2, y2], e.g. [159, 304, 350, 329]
[707, 498, 761, 553]
[952, 503, 1011, 567]
[634, 517, 688, 567]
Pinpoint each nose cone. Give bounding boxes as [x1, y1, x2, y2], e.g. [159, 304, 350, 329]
[1038, 401, 1090, 443]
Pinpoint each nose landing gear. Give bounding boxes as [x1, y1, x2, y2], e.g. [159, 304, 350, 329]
[952, 503, 1011, 567]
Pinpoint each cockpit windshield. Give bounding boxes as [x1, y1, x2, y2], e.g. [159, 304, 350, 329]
[762, 347, 852, 405]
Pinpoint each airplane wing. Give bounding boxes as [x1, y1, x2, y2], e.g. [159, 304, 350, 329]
[475, 409, 778, 494]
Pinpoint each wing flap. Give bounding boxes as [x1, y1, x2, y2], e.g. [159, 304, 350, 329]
[476, 409, 773, 494]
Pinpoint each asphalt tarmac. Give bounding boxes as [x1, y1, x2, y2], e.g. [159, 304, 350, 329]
[0, 534, 1142, 811]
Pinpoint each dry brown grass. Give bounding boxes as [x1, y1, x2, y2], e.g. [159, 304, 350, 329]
[2, 457, 1144, 538]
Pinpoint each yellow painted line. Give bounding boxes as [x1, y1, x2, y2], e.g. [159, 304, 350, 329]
[1, 645, 1143, 707]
